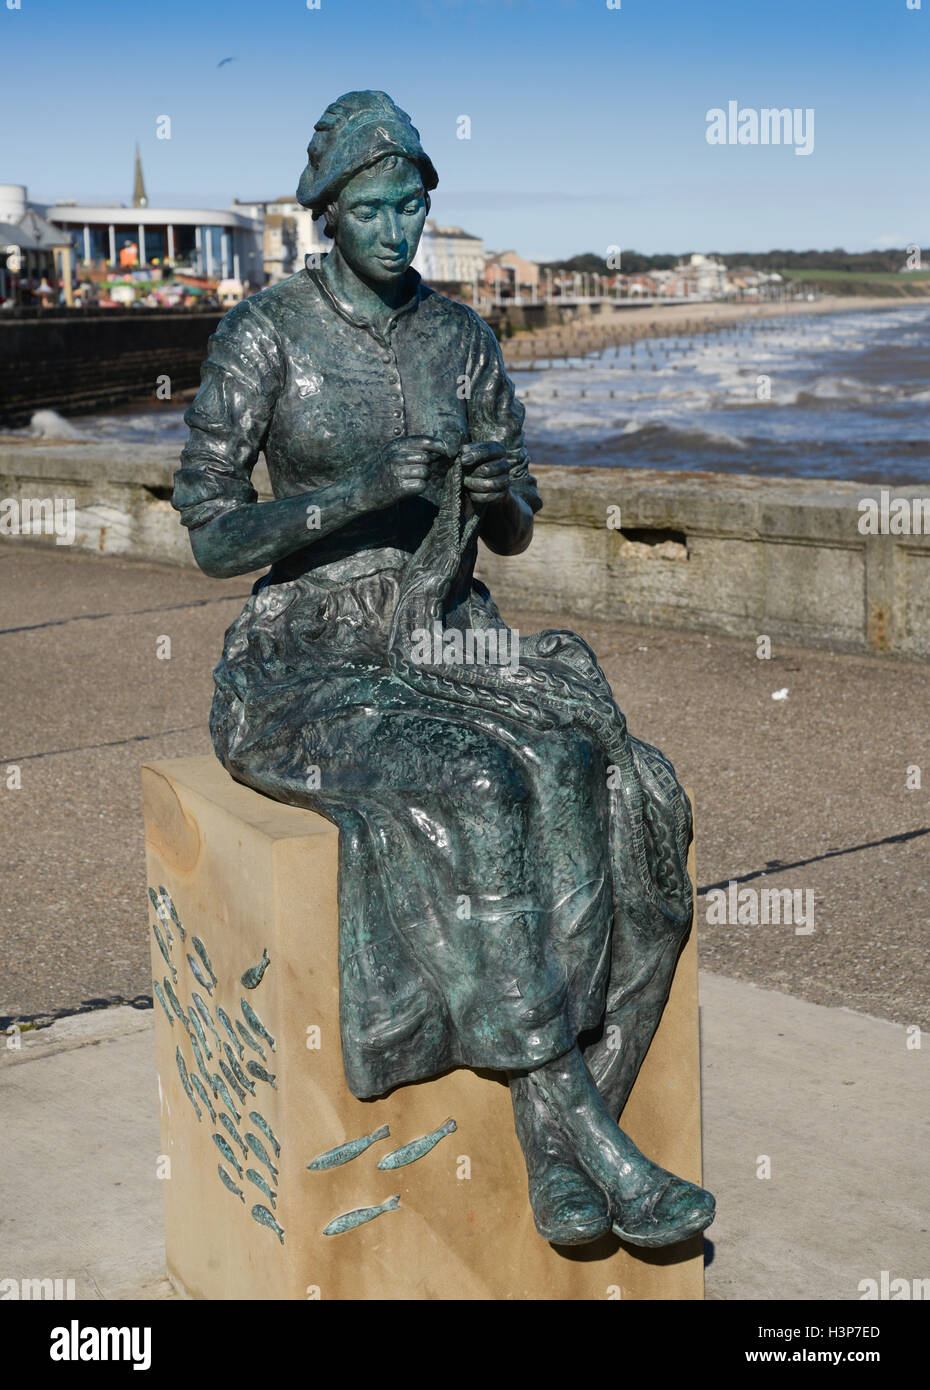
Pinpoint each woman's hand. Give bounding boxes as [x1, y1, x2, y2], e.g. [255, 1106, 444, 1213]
[355, 436, 451, 511]
[461, 441, 510, 506]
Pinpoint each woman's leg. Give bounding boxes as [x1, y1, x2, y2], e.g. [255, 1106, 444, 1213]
[525, 1043, 715, 1247]
[509, 1073, 610, 1245]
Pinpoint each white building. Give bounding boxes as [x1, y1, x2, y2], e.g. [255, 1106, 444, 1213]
[43, 199, 264, 284]
[233, 197, 331, 281]
[414, 221, 484, 286]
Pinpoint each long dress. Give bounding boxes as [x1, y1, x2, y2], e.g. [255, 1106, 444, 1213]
[173, 262, 694, 1107]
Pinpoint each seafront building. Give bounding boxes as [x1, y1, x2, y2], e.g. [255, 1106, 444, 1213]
[0, 185, 73, 305]
[232, 196, 332, 281]
[413, 221, 485, 292]
[2, 150, 788, 309]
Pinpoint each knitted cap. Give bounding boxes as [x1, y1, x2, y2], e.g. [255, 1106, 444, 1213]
[297, 90, 438, 212]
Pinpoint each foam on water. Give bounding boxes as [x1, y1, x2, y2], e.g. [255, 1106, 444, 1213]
[515, 303, 930, 482]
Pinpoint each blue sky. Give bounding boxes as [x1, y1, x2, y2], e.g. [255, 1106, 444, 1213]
[4, 0, 927, 260]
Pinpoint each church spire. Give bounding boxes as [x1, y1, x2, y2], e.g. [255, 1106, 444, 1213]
[132, 144, 148, 208]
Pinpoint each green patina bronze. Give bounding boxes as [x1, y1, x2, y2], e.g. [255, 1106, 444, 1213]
[173, 89, 716, 1249]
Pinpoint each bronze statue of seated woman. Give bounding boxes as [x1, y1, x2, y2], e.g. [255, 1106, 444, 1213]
[172, 89, 716, 1249]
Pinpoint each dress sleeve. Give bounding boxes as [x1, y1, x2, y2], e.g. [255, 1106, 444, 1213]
[172, 298, 285, 530]
[464, 312, 543, 514]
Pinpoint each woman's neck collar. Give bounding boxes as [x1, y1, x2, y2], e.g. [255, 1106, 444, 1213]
[319, 249, 416, 328]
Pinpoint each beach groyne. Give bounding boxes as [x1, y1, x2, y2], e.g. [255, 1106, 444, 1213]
[2, 441, 927, 660]
[0, 311, 222, 427]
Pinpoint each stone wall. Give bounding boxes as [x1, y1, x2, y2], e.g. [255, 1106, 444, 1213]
[1, 441, 928, 659]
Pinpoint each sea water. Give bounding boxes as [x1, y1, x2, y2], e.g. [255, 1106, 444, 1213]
[9, 304, 930, 485]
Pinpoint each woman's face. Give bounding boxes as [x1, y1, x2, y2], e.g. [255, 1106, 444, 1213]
[332, 159, 427, 283]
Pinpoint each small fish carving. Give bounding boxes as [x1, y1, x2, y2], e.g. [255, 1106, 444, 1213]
[213, 1073, 241, 1124]
[156, 884, 186, 939]
[217, 1164, 244, 1202]
[151, 921, 177, 982]
[175, 1048, 201, 1122]
[236, 1020, 266, 1060]
[191, 1074, 216, 1124]
[245, 1132, 278, 1182]
[219, 1059, 247, 1104]
[187, 953, 213, 995]
[212, 1132, 243, 1178]
[246, 1060, 277, 1090]
[191, 935, 218, 988]
[153, 981, 174, 1027]
[241, 948, 270, 990]
[219, 1112, 248, 1159]
[323, 1194, 400, 1237]
[307, 1124, 390, 1172]
[377, 1118, 457, 1170]
[189, 1033, 214, 1094]
[249, 1112, 280, 1159]
[224, 1043, 256, 1096]
[187, 1007, 212, 1061]
[163, 978, 187, 1025]
[192, 994, 222, 1051]
[216, 1006, 243, 1059]
[246, 1168, 277, 1210]
[240, 998, 275, 1052]
[251, 1204, 284, 1244]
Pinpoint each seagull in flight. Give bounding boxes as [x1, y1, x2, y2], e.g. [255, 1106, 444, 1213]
[217, 56, 236, 67]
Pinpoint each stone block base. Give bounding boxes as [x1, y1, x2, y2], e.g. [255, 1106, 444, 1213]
[142, 755, 704, 1300]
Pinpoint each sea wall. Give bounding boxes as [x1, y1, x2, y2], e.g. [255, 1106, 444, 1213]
[1, 441, 928, 659]
[0, 311, 222, 427]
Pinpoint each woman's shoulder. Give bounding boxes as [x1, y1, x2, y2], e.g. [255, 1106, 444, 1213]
[228, 272, 314, 336]
[417, 283, 498, 346]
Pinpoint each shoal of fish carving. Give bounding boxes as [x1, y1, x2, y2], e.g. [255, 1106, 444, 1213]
[187, 953, 213, 996]
[322, 1194, 400, 1237]
[191, 935, 218, 989]
[163, 977, 187, 1025]
[216, 1006, 243, 1058]
[307, 1125, 390, 1172]
[213, 1072, 241, 1124]
[376, 1118, 457, 1170]
[245, 1132, 278, 1182]
[155, 885, 186, 940]
[192, 994, 222, 1051]
[212, 1132, 243, 1178]
[191, 1074, 216, 1124]
[219, 1112, 248, 1159]
[246, 1060, 276, 1090]
[240, 998, 275, 1052]
[241, 949, 270, 990]
[246, 1168, 277, 1210]
[153, 981, 174, 1027]
[151, 922, 176, 982]
[217, 1164, 244, 1202]
[251, 1204, 284, 1244]
[248, 1112, 280, 1159]
[236, 1020, 266, 1061]
[175, 1048, 201, 1122]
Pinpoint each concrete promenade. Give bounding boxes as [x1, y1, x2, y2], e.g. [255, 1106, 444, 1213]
[0, 545, 927, 1299]
[2, 546, 927, 1029]
[2, 979, 926, 1301]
